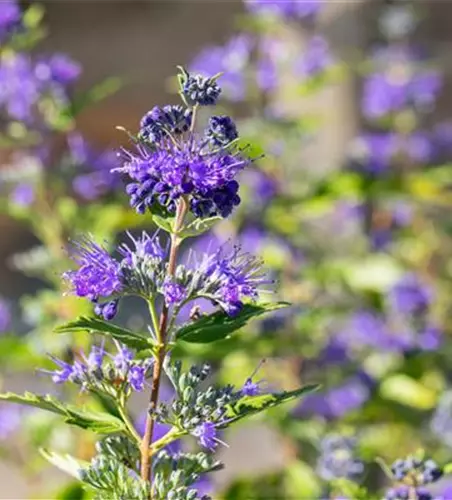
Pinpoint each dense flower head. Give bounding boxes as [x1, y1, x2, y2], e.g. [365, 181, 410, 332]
[384, 485, 434, 500]
[180, 70, 221, 107]
[195, 245, 272, 316]
[390, 456, 443, 486]
[317, 435, 364, 481]
[0, 0, 22, 42]
[118, 231, 166, 266]
[245, 0, 321, 20]
[205, 115, 238, 148]
[139, 105, 193, 143]
[163, 281, 186, 307]
[389, 274, 433, 316]
[63, 237, 123, 302]
[117, 135, 248, 219]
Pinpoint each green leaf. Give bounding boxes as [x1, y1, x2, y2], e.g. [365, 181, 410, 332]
[176, 302, 290, 344]
[225, 385, 319, 424]
[179, 216, 222, 239]
[0, 392, 126, 434]
[153, 214, 175, 233]
[40, 449, 88, 480]
[55, 316, 153, 352]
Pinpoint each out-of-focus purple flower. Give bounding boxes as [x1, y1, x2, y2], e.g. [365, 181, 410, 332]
[362, 47, 442, 119]
[417, 325, 442, 351]
[0, 298, 11, 333]
[0, 404, 22, 439]
[295, 36, 333, 79]
[256, 57, 277, 93]
[69, 133, 121, 201]
[403, 132, 434, 164]
[389, 274, 433, 316]
[317, 434, 364, 481]
[245, 0, 321, 21]
[35, 54, 81, 86]
[10, 183, 34, 207]
[190, 35, 252, 101]
[241, 169, 279, 207]
[296, 375, 371, 419]
[0, 54, 39, 122]
[337, 310, 413, 352]
[0, 1, 22, 42]
[348, 133, 395, 176]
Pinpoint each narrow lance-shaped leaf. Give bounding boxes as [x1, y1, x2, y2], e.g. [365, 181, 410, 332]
[55, 316, 153, 352]
[224, 385, 319, 425]
[176, 302, 290, 344]
[40, 449, 89, 480]
[0, 392, 126, 434]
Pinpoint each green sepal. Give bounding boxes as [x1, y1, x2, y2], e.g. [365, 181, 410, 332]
[55, 316, 154, 352]
[224, 384, 319, 425]
[0, 392, 126, 434]
[176, 302, 290, 344]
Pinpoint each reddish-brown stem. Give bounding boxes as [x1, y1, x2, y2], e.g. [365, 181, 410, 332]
[140, 199, 188, 489]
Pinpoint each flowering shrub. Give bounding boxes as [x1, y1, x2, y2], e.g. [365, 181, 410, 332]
[1, 0, 452, 498]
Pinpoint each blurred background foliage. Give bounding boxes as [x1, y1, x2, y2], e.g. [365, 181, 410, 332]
[1, 0, 452, 498]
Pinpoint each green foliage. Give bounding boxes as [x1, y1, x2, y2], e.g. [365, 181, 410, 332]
[80, 454, 150, 500]
[55, 316, 155, 352]
[178, 216, 222, 239]
[0, 392, 126, 434]
[176, 302, 290, 343]
[225, 385, 319, 425]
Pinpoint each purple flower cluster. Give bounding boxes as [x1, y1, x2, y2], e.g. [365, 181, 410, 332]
[117, 112, 249, 218]
[431, 392, 452, 448]
[63, 238, 123, 303]
[198, 245, 272, 316]
[43, 344, 151, 393]
[244, 0, 321, 21]
[139, 105, 193, 143]
[64, 232, 169, 319]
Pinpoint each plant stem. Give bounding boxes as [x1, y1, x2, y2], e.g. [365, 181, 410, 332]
[140, 198, 188, 488]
